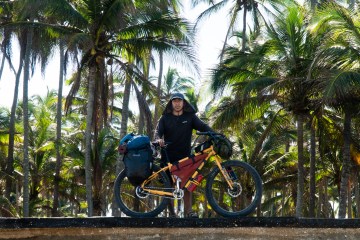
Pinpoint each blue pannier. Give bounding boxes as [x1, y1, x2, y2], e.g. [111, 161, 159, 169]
[126, 135, 150, 150]
[119, 134, 153, 186]
[120, 133, 135, 145]
[124, 148, 153, 186]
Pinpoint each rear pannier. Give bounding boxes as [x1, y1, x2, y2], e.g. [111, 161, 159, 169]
[119, 134, 153, 186]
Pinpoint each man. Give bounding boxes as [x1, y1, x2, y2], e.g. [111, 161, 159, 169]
[154, 92, 213, 218]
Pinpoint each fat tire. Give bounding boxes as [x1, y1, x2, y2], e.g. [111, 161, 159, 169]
[114, 165, 171, 218]
[206, 160, 262, 217]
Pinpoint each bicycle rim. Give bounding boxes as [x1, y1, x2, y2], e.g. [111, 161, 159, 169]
[206, 161, 262, 217]
[114, 165, 171, 217]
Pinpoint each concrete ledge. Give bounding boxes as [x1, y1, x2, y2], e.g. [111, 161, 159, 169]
[0, 217, 360, 228]
[1, 227, 360, 240]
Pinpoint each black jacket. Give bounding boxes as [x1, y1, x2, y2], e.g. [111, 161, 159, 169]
[154, 99, 212, 163]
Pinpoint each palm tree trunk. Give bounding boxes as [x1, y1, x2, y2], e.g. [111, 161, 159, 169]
[348, 0, 355, 9]
[309, 123, 316, 217]
[317, 123, 325, 218]
[52, 40, 65, 217]
[317, 178, 324, 217]
[119, 75, 131, 138]
[241, 3, 247, 52]
[153, 51, 163, 128]
[347, 177, 352, 218]
[138, 110, 145, 134]
[324, 177, 329, 218]
[85, 64, 97, 217]
[113, 74, 132, 217]
[93, 57, 106, 216]
[250, 111, 279, 163]
[295, 114, 305, 217]
[355, 167, 360, 217]
[219, 6, 239, 62]
[310, 0, 317, 11]
[22, 26, 33, 217]
[338, 110, 352, 218]
[0, 54, 6, 79]
[5, 41, 25, 200]
[93, 130, 103, 216]
[133, 83, 153, 137]
[117, 74, 132, 190]
[109, 66, 114, 120]
[138, 54, 151, 135]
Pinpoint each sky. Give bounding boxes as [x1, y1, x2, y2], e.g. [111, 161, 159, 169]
[0, 1, 231, 110]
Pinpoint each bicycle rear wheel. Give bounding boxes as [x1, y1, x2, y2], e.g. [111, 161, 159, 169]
[114, 165, 171, 217]
[206, 160, 262, 217]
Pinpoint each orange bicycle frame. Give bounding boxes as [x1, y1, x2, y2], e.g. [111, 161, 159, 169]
[140, 145, 234, 197]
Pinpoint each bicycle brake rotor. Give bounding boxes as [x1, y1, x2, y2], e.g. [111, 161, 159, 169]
[227, 182, 242, 197]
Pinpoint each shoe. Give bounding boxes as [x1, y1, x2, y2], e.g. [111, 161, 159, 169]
[186, 211, 198, 218]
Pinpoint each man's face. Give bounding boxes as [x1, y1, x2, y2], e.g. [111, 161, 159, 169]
[172, 98, 184, 112]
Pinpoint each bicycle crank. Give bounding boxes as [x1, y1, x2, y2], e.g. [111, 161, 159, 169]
[135, 187, 148, 199]
[173, 188, 184, 199]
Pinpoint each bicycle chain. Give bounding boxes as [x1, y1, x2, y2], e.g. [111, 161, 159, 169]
[143, 186, 174, 191]
[142, 186, 184, 199]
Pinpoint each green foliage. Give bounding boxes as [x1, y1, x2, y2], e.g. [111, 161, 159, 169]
[3, 0, 360, 218]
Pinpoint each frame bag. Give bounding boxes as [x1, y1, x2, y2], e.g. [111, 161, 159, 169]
[170, 153, 208, 189]
[119, 134, 153, 186]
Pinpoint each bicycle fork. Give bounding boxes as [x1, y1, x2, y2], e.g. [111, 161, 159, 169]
[213, 155, 236, 190]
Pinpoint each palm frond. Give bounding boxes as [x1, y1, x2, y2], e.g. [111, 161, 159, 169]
[323, 71, 360, 103]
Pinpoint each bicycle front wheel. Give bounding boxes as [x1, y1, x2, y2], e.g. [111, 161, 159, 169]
[206, 160, 262, 217]
[114, 165, 171, 218]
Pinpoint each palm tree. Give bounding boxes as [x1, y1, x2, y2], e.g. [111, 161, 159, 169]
[27, 92, 57, 216]
[162, 67, 195, 99]
[150, 67, 196, 131]
[51, 0, 198, 216]
[94, 127, 119, 215]
[0, 1, 16, 80]
[184, 88, 199, 112]
[37, 0, 86, 217]
[121, 17, 198, 140]
[0, 107, 10, 171]
[211, 2, 324, 216]
[309, 2, 360, 218]
[3, 0, 68, 216]
[52, 40, 65, 217]
[21, 19, 33, 217]
[194, 0, 282, 60]
[151, 0, 183, 130]
[56, 103, 88, 216]
[3, 0, 25, 202]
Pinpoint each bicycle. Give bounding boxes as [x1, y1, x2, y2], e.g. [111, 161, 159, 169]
[114, 131, 262, 218]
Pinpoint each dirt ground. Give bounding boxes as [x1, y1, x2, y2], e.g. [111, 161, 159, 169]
[1, 227, 360, 240]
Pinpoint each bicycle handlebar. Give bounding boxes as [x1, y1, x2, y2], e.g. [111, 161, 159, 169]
[196, 131, 223, 137]
[151, 141, 172, 148]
